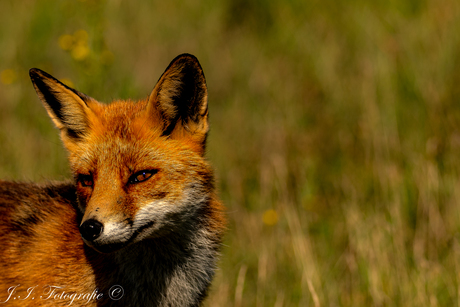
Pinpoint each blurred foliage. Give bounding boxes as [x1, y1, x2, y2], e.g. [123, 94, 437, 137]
[1, 0, 460, 306]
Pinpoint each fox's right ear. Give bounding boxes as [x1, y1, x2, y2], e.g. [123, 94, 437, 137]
[29, 68, 96, 141]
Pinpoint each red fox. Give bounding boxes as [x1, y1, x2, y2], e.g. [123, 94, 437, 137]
[0, 54, 225, 306]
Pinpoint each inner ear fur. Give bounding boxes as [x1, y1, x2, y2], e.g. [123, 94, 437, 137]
[147, 54, 209, 145]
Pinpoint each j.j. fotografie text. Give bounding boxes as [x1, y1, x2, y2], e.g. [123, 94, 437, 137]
[0, 284, 104, 305]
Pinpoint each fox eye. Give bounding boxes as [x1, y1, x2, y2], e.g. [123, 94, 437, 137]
[129, 170, 158, 184]
[78, 174, 93, 187]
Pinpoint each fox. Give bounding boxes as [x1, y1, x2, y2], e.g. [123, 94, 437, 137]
[0, 54, 225, 306]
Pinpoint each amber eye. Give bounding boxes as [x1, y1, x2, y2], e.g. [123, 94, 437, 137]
[129, 170, 157, 184]
[78, 174, 94, 187]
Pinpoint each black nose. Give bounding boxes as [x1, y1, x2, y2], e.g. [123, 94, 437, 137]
[80, 219, 103, 241]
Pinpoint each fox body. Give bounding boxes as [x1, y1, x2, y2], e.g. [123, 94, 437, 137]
[0, 54, 225, 306]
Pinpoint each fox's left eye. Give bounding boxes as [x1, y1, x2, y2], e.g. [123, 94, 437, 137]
[129, 170, 158, 184]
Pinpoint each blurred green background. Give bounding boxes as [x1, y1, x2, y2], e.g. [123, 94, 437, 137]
[1, 0, 460, 306]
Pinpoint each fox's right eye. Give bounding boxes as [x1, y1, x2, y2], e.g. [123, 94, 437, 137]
[78, 174, 94, 187]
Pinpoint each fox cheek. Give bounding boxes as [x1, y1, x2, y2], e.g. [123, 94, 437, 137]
[142, 187, 169, 200]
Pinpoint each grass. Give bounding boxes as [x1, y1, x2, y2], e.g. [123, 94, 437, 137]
[1, 0, 460, 305]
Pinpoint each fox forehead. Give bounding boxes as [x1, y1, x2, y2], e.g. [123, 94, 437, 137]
[87, 98, 163, 138]
[67, 99, 202, 175]
[71, 139, 193, 174]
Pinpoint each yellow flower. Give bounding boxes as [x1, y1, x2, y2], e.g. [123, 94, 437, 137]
[58, 34, 74, 51]
[59, 30, 90, 60]
[1, 69, 17, 85]
[74, 30, 88, 43]
[263, 209, 279, 226]
[71, 42, 90, 61]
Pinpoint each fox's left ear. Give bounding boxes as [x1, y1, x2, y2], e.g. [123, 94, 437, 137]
[147, 54, 209, 151]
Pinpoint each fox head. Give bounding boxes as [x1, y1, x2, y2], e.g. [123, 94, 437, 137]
[30, 54, 218, 253]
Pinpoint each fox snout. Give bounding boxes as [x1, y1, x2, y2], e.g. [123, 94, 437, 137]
[79, 216, 123, 253]
[80, 219, 104, 241]
[78, 214, 136, 253]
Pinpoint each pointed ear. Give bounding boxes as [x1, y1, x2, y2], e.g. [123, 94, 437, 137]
[29, 68, 95, 141]
[147, 54, 209, 148]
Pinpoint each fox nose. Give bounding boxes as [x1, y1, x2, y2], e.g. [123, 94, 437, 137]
[80, 219, 103, 241]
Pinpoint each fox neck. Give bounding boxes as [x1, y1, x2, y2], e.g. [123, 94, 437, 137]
[84, 205, 220, 307]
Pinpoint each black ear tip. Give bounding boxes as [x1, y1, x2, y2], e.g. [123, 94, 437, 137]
[171, 54, 203, 70]
[175, 53, 199, 62]
[29, 68, 49, 81]
[29, 68, 40, 79]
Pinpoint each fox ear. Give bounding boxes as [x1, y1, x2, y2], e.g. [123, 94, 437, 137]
[29, 68, 94, 141]
[147, 54, 209, 147]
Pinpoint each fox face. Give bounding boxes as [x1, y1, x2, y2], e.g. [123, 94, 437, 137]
[29, 54, 215, 254]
